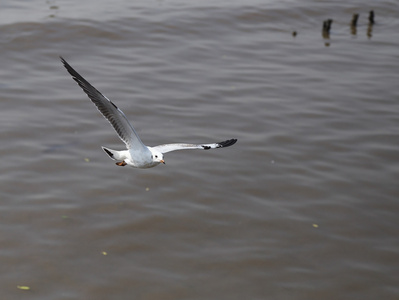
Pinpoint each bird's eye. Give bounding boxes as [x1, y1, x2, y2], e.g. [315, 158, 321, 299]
[155, 155, 158, 158]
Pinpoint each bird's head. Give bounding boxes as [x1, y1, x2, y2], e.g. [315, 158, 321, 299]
[150, 149, 165, 165]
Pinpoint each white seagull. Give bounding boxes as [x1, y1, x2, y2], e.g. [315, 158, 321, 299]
[60, 57, 237, 169]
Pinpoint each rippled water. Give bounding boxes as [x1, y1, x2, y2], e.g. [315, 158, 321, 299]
[1, 0, 399, 299]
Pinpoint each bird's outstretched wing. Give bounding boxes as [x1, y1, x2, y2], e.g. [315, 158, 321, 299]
[60, 57, 147, 152]
[153, 139, 237, 154]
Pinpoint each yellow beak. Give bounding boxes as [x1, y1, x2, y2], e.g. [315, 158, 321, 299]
[160, 160, 165, 164]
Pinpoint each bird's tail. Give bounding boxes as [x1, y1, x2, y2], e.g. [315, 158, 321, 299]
[101, 147, 125, 161]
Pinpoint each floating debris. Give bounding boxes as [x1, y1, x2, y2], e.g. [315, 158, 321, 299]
[292, 31, 297, 37]
[84, 157, 90, 162]
[102, 251, 108, 256]
[312, 223, 319, 228]
[17, 286, 31, 291]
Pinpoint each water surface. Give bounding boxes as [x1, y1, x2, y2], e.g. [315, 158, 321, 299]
[1, 0, 398, 299]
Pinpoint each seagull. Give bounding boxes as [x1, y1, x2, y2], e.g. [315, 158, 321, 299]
[60, 57, 237, 169]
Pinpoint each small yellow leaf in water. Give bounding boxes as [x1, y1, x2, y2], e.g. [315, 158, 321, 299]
[17, 286, 30, 290]
[84, 158, 90, 162]
[145, 187, 150, 192]
[312, 224, 319, 228]
[102, 251, 108, 256]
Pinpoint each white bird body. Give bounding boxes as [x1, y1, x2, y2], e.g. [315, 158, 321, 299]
[102, 146, 161, 169]
[61, 57, 237, 169]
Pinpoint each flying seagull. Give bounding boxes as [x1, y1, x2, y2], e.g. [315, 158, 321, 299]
[60, 57, 237, 169]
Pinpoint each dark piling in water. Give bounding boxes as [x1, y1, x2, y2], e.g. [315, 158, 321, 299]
[367, 10, 375, 38]
[322, 19, 333, 39]
[368, 10, 375, 24]
[350, 13, 359, 35]
[351, 13, 359, 27]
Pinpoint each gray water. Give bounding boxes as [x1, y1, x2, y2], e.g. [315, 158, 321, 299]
[1, 0, 399, 299]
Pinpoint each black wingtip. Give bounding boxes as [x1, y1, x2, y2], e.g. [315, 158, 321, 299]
[60, 56, 78, 79]
[60, 56, 79, 78]
[102, 147, 114, 158]
[60, 56, 68, 67]
[218, 139, 237, 148]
